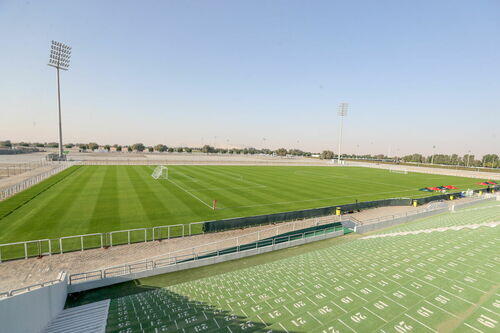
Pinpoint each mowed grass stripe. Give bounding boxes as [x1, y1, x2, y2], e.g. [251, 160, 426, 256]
[212, 166, 323, 211]
[0, 165, 489, 243]
[134, 166, 176, 220]
[89, 166, 121, 233]
[221, 167, 322, 205]
[0, 166, 91, 242]
[58, 166, 104, 236]
[49, 166, 101, 236]
[112, 166, 147, 230]
[233, 166, 392, 203]
[177, 166, 280, 209]
[0, 166, 82, 220]
[144, 166, 214, 223]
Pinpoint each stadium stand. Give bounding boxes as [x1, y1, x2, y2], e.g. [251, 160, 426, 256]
[54, 199, 499, 332]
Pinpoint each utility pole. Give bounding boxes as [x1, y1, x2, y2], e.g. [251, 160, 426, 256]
[48, 41, 72, 160]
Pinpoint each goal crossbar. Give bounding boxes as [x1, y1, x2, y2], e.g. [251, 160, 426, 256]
[152, 165, 168, 179]
[389, 169, 408, 174]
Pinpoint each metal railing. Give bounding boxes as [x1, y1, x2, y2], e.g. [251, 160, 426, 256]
[0, 159, 53, 178]
[0, 161, 75, 201]
[358, 202, 448, 226]
[69, 226, 344, 285]
[349, 198, 498, 234]
[0, 215, 339, 262]
[0, 272, 66, 299]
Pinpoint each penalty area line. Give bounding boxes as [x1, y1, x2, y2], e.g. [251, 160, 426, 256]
[167, 178, 213, 209]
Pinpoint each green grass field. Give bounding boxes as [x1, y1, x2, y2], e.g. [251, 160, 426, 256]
[0, 165, 487, 245]
[66, 201, 500, 332]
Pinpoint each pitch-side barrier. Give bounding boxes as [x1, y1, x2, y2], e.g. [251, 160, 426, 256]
[352, 195, 495, 234]
[0, 215, 338, 262]
[0, 192, 493, 262]
[68, 226, 345, 292]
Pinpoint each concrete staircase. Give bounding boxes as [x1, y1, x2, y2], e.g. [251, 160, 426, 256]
[43, 299, 109, 333]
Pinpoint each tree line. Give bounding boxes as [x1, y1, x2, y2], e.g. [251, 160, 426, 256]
[317, 150, 499, 168]
[1, 140, 498, 168]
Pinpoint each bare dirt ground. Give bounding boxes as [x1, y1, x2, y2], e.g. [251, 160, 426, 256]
[71, 151, 333, 166]
[0, 197, 479, 293]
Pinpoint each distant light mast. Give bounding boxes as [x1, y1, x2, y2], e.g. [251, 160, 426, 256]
[47, 40, 72, 159]
[337, 102, 348, 164]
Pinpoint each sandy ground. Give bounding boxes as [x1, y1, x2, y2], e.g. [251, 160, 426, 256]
[0, 152, 49, 163]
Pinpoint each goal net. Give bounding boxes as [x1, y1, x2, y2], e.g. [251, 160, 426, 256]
[151, 165, 168, 179]
[389, 169, 408, 174]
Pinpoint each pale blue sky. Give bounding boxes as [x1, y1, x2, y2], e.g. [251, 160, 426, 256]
[0, 0, 498, 156]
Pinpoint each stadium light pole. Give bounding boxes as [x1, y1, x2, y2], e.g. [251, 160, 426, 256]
[431, 145, 436, 164]
[47, 40, 71, 159]
[337, 103, 348, 164]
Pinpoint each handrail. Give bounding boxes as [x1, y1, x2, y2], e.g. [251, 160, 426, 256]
[69, 226, 344, 285]
[0, 272, 66, 299]
[0, 214, 340, 262]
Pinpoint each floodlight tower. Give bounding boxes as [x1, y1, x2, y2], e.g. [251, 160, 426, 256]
[337, 102, 348, 164]
[48, 40, 72, 159]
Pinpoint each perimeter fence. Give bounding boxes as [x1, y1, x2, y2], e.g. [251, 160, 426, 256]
[352, 195, 495, 234]
[0, 162, 76, 201]
[0, 159, 53, 178]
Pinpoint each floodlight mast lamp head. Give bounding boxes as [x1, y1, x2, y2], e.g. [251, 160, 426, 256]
[48, 40, 71, 71]
[338, 102, 348, 117]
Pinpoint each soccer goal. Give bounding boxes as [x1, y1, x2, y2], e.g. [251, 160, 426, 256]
[389, 169, 408, 174]
[151, 165, 169, 179]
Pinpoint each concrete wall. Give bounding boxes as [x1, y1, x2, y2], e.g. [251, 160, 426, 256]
[69, 230, 344, 293]
[0, 274, 68, 333]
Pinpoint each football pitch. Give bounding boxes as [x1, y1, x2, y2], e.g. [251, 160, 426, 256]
[0, 165, 486, 243]
[66, 200, 500, 332]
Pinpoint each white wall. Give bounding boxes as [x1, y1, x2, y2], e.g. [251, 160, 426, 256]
[0, 274, 68, 333]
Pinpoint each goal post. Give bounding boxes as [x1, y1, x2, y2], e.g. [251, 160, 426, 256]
[151, 165, 169, 179]
[389, 168, 408, 174]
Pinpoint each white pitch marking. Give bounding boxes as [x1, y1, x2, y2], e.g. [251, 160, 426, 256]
[278, 322, 289, 333]
[307, 311, 323, 325]
[167, 178, 213, 209]
[330, 301, 348, 313]
[338, 318, 357, 332]
[363, 306, 388, 322]
[463, 322, 485, 333]
[404, 314, 437, 332]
